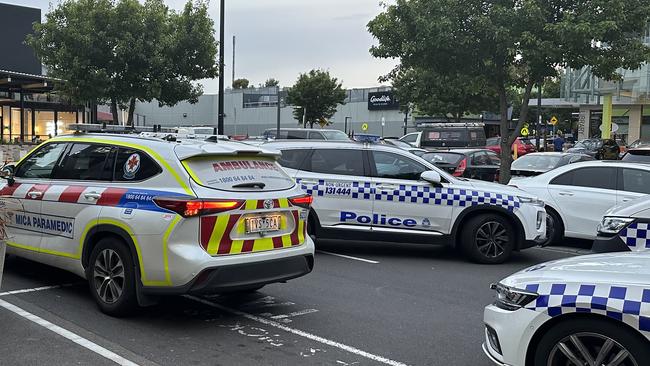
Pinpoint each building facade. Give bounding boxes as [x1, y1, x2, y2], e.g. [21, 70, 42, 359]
[135, 87, 411, 137]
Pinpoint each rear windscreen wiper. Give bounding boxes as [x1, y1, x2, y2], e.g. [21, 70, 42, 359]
[232, 182, 266, 189]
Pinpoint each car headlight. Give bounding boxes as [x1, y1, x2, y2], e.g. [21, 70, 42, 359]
[518, 196, 545, 207]
[597, 217, 634, 235]
[490, 283, 538, 311]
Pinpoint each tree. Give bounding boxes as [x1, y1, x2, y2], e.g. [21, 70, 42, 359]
[27, 0, 218, 126]
[232, 78, 250, 89]
[368, 0, 650, 182]
[286, 69, 346, 128]
[264, 78, 280, 87]
[390, 66, 498, 123]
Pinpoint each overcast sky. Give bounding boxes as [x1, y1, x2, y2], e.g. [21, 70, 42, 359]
[14, 0, 397, 93]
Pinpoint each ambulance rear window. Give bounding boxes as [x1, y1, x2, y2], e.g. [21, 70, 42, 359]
[183, 156, 294, 191]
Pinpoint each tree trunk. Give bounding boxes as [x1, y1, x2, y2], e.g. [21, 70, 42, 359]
[110, 97, 119, 125]
[498, 84, 513, 184]
[127, 98, 136, 127]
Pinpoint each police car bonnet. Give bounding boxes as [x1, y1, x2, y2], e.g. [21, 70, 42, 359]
[174, 142, 281, 160]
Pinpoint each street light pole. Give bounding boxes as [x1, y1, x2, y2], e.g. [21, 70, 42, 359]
[302, 107, 307, 128]
[276, 85, 281, 137]
[344, 116, 351, 134]
[217, 0, 225, 135]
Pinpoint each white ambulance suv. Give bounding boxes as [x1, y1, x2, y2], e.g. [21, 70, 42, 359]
[264, 141, 546, 264]
[1, 134, 315, 315]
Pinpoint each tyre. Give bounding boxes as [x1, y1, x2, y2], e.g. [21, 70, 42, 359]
[460, 214, 515, 264]
[542, 209, 564, 247]
[86, 237, 138, 317]
[534, 318, 650, 366]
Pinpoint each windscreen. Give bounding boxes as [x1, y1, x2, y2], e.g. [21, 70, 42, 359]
[183, 155, 295, 191]
[422, 152, 463, 165]
[511, 155, 562, 171]
[623, 150, 650, 163]
[321, 130, 350, 141]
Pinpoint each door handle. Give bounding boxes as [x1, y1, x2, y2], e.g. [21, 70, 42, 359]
[376, 185, 397, 191]
[558, 192, 574, 197]
[27, 191, 42, 199]
[299, 180, 319, 186]
[622, 198, 633, 203]
[84, 192, 102, 200]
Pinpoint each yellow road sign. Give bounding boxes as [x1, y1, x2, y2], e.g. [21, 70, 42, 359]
[361, 123, 369, 131]
[521, 127, 530, 136]
[550, 116, 559, 125]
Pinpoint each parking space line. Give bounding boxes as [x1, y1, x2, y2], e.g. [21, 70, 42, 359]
[317, 250, 380, 264]
[270, 308, 319, 320]
[0, 298, 140, 366]
[186, 295, 410, 366]
[0, 283, 79, 297]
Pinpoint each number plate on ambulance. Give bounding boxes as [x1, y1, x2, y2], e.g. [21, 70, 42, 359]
[245, 215, 281, 234]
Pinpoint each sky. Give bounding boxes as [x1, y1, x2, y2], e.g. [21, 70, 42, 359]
[13, 0, 398, 93]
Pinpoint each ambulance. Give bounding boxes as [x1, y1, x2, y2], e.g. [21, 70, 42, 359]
[0, 133, 315, 316]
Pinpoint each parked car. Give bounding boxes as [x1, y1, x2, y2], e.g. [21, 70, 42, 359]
[622, 147, 650, 163]
[511, 160, 650, 246]
[628, 138, 650, 149]
[484, 251, 650, 366]
[399, 123, 486, 148]
[420, 149, 500, 182]
[510, 152, 594, 178]
[263, 128, 350, 141]
[485, 137, 536, 157]
[567, 138, 619, 160]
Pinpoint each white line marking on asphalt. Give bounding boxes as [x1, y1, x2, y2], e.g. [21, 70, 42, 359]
[0, 283, 78, 297]
[0, 298, 140, 366]
[186, 295, 410, 366]
[317, 250, 379, 264]
[270, 309, 319, 320]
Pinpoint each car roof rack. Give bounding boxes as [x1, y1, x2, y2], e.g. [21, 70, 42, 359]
[416, 122, 485, 128]
[68, 123, 175, 134]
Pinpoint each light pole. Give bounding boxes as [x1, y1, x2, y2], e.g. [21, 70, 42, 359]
[276, 86, 281, 137]
[302, 107, 307, 128]
[344, 116, 351, 134]
[217, 0, 225, 135]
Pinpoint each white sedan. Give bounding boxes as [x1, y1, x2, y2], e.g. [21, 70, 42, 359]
[483, 252, 650, 366]
[510, 161, 650, 245]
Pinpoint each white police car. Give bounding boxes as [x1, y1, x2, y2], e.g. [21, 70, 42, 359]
[483, 252, 650, 366]
[265, 141, 546, 264]
[1, 134, 315, 315]
[593, 195, 650, 253]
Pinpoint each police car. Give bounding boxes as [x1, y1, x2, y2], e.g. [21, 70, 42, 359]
[483, 252, 650, 366]
[264, 140, 546, 264]
[593, 195, 650, 253]
[0, 134, 315, 315]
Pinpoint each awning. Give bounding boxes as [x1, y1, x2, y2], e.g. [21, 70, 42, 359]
[0, 69, 60, 93]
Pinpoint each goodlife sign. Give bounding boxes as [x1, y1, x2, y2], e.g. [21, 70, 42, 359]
[368, 91, 399, 110]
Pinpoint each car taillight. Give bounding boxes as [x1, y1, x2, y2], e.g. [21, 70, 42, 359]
[153, 197, 244, 217]
[289, 195, 313, 209]
[453, 158, 467, 177]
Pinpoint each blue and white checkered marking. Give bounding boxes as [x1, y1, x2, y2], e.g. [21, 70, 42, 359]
[620, 222, 650, 249]
[523, 283, 650, 334]
[297, 179, 521, 211]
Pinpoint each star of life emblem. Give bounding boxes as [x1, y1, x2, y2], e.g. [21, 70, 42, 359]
[123, 153, 141, 180]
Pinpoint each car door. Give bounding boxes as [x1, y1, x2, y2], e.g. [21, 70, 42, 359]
[38, 143, 116, 259]
[3, 142, 67, 256]
[294, 148, 373, 230]
[617, 167, 650, 205]
[547, 166, 618, 238]
[369, 150, 453, 234]
[399, 133, 420, 147]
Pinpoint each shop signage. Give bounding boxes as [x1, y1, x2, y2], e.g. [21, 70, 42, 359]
[368, 91, 399, 110]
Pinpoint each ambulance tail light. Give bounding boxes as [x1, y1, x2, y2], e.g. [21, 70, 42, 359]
[453, 158, 467, 177]
[289, 195, 313, 209]
[153, 197, 244, 217]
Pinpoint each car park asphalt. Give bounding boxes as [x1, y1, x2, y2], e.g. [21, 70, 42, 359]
[0, 240, 580, 366]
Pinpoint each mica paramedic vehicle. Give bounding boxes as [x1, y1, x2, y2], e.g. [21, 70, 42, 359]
[0, 134, 315, 316]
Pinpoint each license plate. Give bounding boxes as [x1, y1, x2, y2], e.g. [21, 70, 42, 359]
[245, 215, 281, 234]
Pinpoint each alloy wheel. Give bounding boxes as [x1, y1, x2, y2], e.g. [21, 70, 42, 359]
[475, 221, 509, 258]
[93, 249, 125, 304]
[547, 332, 638, 366]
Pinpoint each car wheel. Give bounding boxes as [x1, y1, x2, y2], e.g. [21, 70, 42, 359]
[460, 214, 515, 264]
[86, 238, 138, 316]
[534, 318, 650, 366]
[542, 209, 564, 246]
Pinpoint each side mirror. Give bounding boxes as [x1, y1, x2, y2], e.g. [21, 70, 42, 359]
[421, 170, 442, 185]
[1, 165, 15, 186]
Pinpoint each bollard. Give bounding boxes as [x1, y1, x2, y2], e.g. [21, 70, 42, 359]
[0, 239, 5, 289]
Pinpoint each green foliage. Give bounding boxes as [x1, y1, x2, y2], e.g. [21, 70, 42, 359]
[368, 0, 650, 182]
[232, 78, 250, 89]
[27, 0, 218, 125]
[264, 78, 280, 87]
[286, 70, 346, 128]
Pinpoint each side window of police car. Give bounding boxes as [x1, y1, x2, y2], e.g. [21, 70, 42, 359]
[372, 151, 426, 181]
[278, 149, 311, 170]
[52, 143, 115, 181]
[114, 148, 162, 181]
[308, 149, 364, 176]
[15, 143, 67, 179]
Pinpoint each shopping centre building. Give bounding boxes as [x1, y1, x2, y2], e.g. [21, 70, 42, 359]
[0, 2, 82, 143]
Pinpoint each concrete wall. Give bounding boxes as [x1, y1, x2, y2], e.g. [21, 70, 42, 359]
[134, 88, 409, 137]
